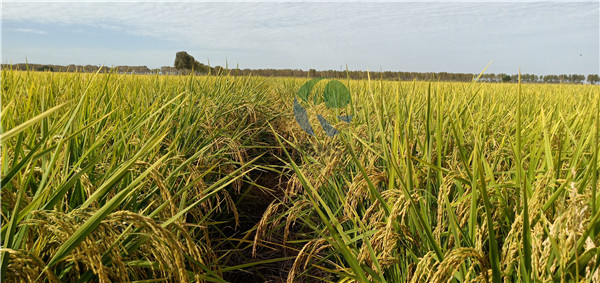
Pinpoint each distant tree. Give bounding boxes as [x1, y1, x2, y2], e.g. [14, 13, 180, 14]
[192, 61, 209, 73]
[520, 73, 537, 83]
[137, 66, 151, 74]
[502, 75, 511, 83]
[174, 51, 210, 73]
[543, 75, 559, 83]
[36, 65, 53, 72]
[588, 74, 600, 84]
[161, 66, 178, 75]
[213, 65, 224, 75]
[83, 65, 98, 73]
[571, 74, 585, 84]
[174, 51, 195, 70]
[309, 69, 317, 78]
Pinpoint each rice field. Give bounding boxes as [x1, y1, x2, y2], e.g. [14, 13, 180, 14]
[1, 69, 599, 282]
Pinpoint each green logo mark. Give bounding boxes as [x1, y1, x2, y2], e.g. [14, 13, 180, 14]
[293, 79, 353, 137]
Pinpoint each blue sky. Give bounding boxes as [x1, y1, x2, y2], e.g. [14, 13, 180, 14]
[2, 1, 599, 75]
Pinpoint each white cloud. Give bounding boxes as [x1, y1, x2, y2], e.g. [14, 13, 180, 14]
[2, 2, 598, 73]
[5, 2, 592, 50]
[6, 28, 47, 34]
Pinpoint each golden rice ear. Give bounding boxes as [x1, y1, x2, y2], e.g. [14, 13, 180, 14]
[433, 248, 489, 283]
[283, 199, 310, 245]
[18, 210, 205, 282]
[287, 238, 330, 283]
[252, 201, 282, 258]
[1, 248, 60, 283]
[408, 252, 438, 283]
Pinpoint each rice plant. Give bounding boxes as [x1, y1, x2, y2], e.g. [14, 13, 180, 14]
[261, 76, 600, 282]
[1, 69, 292, 281]
[2, 68, 599, 282]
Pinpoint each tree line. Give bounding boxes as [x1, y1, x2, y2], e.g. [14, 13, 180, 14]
[2, 51, 599, 85]
[225, 69, 598, 84]
[1, 63, 163, 75]
[171, 52, 599, 84]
